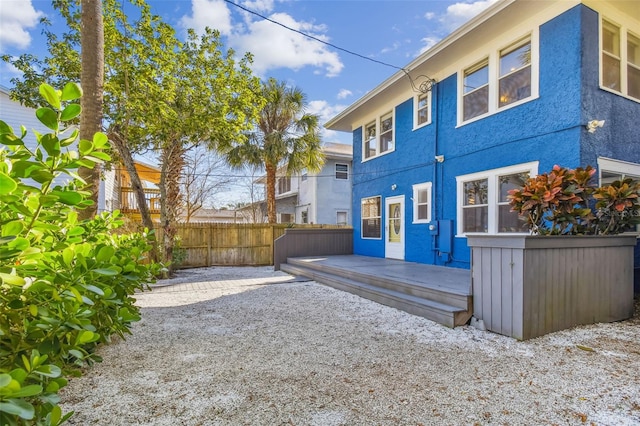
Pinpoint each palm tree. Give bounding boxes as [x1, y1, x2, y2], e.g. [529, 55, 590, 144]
[225, 78, 324, 223]
[78, 0, 104, 220]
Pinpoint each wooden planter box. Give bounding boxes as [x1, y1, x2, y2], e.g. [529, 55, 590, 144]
[467, 235, 636, 340]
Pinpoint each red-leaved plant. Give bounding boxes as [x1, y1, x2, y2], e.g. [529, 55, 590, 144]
[508, 165, 640, 235]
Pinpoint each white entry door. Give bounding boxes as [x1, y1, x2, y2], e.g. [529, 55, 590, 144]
[385, 195, 405, 260]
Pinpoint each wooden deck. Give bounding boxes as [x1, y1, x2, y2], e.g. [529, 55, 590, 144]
[280, 255, 473, 328]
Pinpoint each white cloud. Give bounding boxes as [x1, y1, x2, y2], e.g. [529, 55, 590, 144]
[413, 0, 498, 57]
[0, 0, 43, 53]
[241, 0, 274, 13]
[179, 2, 343, 77]
[439, 0, 499, 32]
[179, 0, 233, 36]
[416, 36, 441, 56]
[307, 100, 348, 142]
[231, 13, 343, 77]
[379, 41, 401, 55]
[336, 89, 352, 100]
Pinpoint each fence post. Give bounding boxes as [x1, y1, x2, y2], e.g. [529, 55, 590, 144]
[206, 224, 211, 267]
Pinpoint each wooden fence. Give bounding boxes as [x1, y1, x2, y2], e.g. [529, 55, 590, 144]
[160, 223, 351, 268]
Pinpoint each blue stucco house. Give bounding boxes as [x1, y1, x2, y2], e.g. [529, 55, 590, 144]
[326, 0, 640, 282]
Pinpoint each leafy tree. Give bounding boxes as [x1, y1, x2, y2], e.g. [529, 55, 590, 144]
[151, 27, 264, 267]
[3, 1, 264, 266]
[224, 78, 324, 223]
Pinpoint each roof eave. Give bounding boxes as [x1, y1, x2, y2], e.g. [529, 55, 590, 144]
[325, 0, 519, 132]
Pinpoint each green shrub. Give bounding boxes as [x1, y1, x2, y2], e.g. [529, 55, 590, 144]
[0, 83, 160, 425]
[508, 164, 640, 235]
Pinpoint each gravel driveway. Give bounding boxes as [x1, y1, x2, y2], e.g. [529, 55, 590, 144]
[59, 266, 640, 425]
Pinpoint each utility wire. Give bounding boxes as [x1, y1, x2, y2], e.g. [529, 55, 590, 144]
[223, 0, 435, 93]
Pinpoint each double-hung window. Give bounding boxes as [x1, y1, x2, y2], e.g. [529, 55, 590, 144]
[598, 157, 640, 233]
[361, 196, 381, 239]
[499, 40, 532, 107]
[362, 111, 394, 160]
[414, 92, 431, 128]
[456, 162, 538, 235]
[412, 182, 432, 223]
[601, 18, 640, 101]
[463, 60, 489, 121]
[277, 176, 291, 195]
[459, 34, 536, 124]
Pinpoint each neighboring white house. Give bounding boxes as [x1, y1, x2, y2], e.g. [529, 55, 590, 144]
[1, 86, 107, 212]
[0, 86, 49, 148]
[258, 142, 353, 225]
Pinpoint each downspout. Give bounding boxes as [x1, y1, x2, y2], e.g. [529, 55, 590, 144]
[432, 81, 441, 265]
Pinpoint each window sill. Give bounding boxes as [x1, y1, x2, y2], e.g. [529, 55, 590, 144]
[412, 121, 431, 131]
[412, 219, 432, 224]
[361, 148, 395, 163]
[455, 95, 539, 128]
[599, 86, 640, 104]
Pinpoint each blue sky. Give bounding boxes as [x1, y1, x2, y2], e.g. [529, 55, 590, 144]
[1, 0, 498, 145]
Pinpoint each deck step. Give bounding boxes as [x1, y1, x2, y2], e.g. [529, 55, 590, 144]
[281, 261, 472, 328]
[286, 256, 470, 310]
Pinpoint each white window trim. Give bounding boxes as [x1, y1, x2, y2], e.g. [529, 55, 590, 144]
[598, 157, 640, 180]
[276, 176, 292, 196]
[597, 157, 640, 234]
[361, 110, 395, 162]
[361, 195, 382, 240]
[412, 182, 432, 224]
[456, 161, 539, 236]
[457, 29, 539, 127]
[413, 92, 432, 130]
[599, 16, 640, 103]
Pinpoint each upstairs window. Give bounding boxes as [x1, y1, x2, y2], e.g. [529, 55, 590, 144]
[463, 60, 489, 121]
[459, 34, 536, 124]
[301, 169, 307, 182]
[362, 111, 394, 161]
[629, 33, 640, 99]
[601, 18, 640, 101]
[364, 121, 377, 160]
[499, 40, 531, 107]
[602, 20, 621, 91]
[335, 163, 349, 180]
[277, 176, 291, 195]
[380, 112, 394, 153]
[414, 92, 431, 128]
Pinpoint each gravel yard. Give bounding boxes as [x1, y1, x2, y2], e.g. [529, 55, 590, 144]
[59, 266, 640, 425]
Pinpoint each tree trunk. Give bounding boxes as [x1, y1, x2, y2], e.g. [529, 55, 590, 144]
[266, 163, 277, 223]
[159, 141, 185, 273]
[78, 0, 104, 220]
[109, 130, 158, 262]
